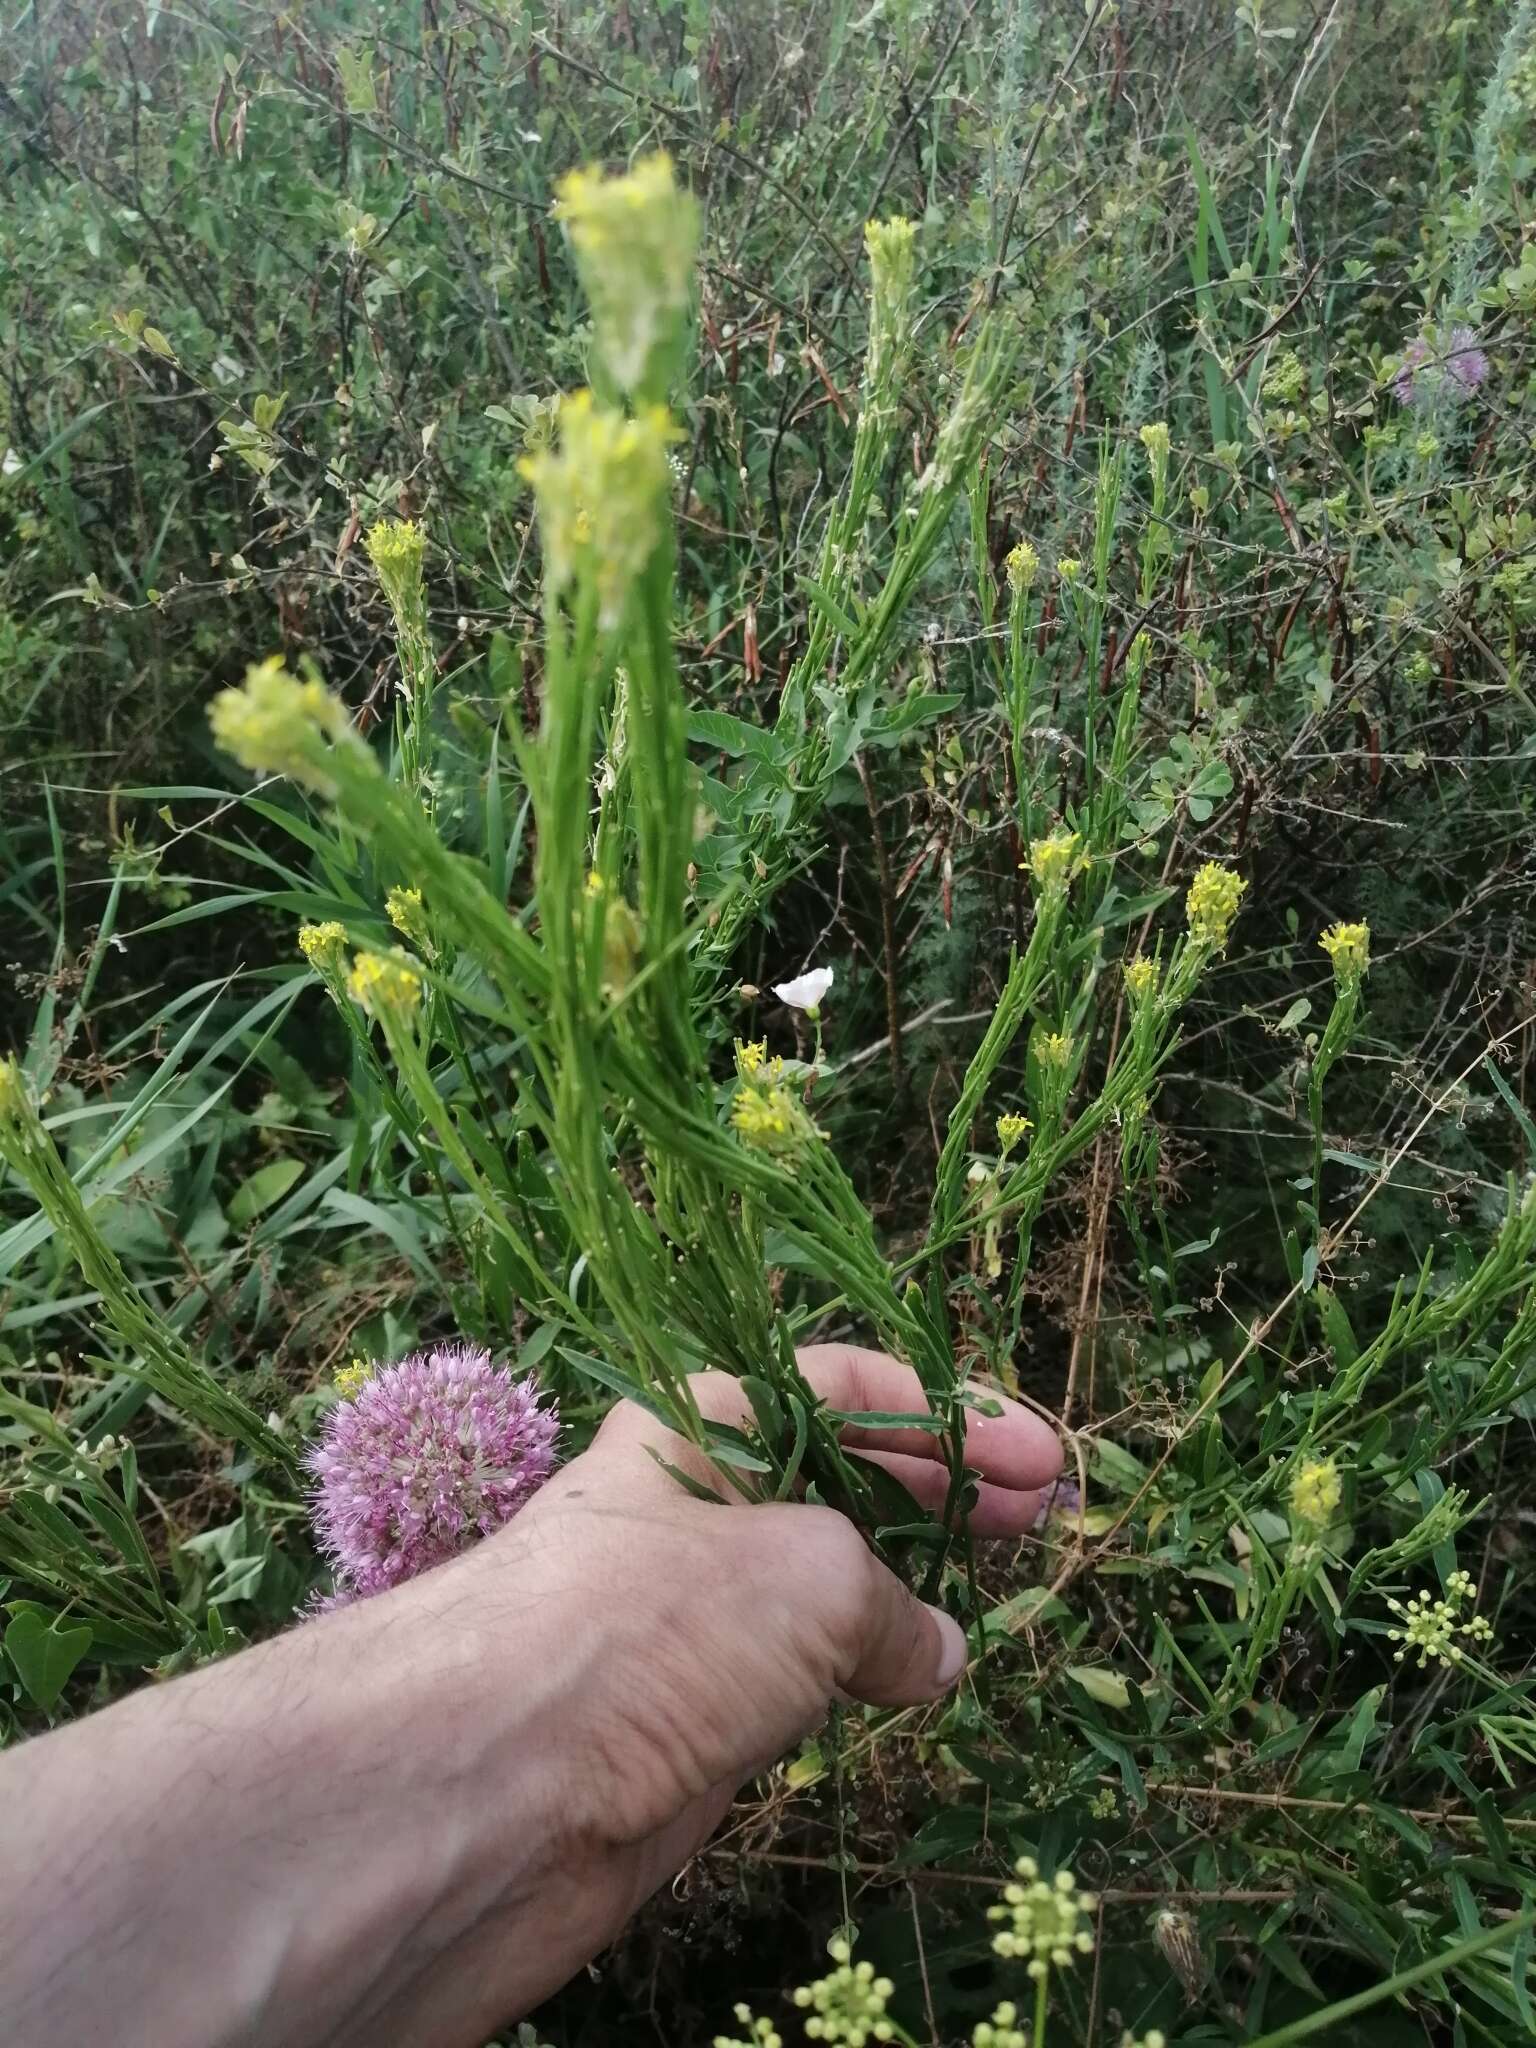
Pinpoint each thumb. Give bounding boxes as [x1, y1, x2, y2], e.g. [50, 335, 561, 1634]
[836, 1545, 969, 1709]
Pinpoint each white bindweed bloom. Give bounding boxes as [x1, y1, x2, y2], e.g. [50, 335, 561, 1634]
[773, 966, 833, 1014]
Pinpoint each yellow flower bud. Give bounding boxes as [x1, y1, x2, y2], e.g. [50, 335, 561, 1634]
[555, 152, 697, 395]
[1185, 861, 1247, 951]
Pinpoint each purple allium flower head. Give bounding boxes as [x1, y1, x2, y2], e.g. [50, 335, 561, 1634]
[1032, 1476, 1083, 1531]
[1393, 324, 1488, 407]
[308, 1343, 557, 1603]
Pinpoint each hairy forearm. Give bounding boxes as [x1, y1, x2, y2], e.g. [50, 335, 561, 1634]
[1, 1529, 594, 2048]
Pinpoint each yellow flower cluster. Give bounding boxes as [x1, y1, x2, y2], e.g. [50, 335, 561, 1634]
[996, 1111, 1032, 1154]
[713, 2007, 782, 2048]
[298, 920, 349, 976]
[519, 391, 676, 623]
[735, 1039, 771, 1079]
[792, 1939, 896, 2044]
[386, 885, 430, 950]
[731, 1083, 801, 1153]
[1290, 1455, 1342, 1529]
[1139, 420, 1171, 466]
[1005, 539, 1040, 594]
[1124, 954, 1161, 1002]
[1056, 556, 1082, 582]
[1319, 919, 1371, 987]
[1027, 828, 1083, 897]
[364, 517, 425, 605]
[988, 1858, 1096, 1980]
[333, 1358, 372, 1399]
[208, 656, 357, 795]
[555, 152, 698, 394]
[1185, 860, 1247, 951]
[347, 948, 423, 1021]
[863, 216, 917, 385]
[1038, 1031, 1074, 1071]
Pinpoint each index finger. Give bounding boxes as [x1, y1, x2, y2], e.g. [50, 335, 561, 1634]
[590, 1344, 1062, 1499]
[794, 1344, 1064, 1492]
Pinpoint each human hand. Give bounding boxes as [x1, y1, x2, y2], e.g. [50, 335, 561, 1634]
[0, 1345, 1060, 2048]
[420, 1344, 1063, 2041]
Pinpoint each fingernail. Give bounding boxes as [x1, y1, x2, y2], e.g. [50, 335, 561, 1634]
[928, 1606, 968, 1690]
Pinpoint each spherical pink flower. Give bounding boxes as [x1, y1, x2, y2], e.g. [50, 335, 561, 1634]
[1393, 324, 1488, 406]
[308, 1344, 558, 1603]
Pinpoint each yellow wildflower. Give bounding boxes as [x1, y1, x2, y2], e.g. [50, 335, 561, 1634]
[735, 1039, 768, 1079]
[731, 1082, 810, 1158]
[1004, 539, 1039, 595]
[1319, 919, 1370, 988]
[519, 391, 677, 622]
[1124, 955, 1160, 1002]
[863, 216, 917, 384]
[386, 885, 430, 950]
[1026, 828, 1083, 898]
[1185, 860, 1247, 951]
[996, 1111, 1032, 1154]
[298, 920, 349, 976]
[347, 948, 423, 1022]
[1056, 556, 1082, 583]
[1290, 1456, 1342, 1529]
[1138, 420, 1171, 466]
[1038, 1031, 1073, 1070]
[208, 656, 359, 795]
[364, 517, 425, 603]
[555, 152, 698, 394]
[334, 1357, 372, 1400]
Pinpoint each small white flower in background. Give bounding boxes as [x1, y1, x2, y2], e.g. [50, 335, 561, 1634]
[773, 965, 834, 1015]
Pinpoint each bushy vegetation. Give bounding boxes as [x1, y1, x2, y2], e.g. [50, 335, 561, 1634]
[4, 1, 1536, 2041]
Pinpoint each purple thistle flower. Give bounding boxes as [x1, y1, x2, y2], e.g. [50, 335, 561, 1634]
[1393, 323, 1488, 407]
[308, 1343, 558, 1604]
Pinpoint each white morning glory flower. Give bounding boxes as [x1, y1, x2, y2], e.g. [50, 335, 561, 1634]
[772, 966, 834, 1014]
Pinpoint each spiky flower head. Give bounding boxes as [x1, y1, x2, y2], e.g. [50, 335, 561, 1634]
[364, 517, 425, 612]
[209, 656, 362, 796]
[1290, 1455, 1342, 1530]
[348, 948, 423, 1023]
[1124, 954, 1161, 1003]
[519, 391, 676, 623]
[1005, 539, 1040, 595]
[792, 1937, 896, 2044]
[988, 1857, 1096, 1980]
[1319, 919, 1370, 990]
[386, 885, 431, 951]
[1056, 556, 1082, 583]
[309, 1344, 557, 1602]
[1185, 861, 1247, 952]
[298, 920, 349, 976]
[555, 151, 697, 395]
[1027, 828, 1083, 899]
[996, 1111, 1032, 1155]
[1393, 323, 1488, 407]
